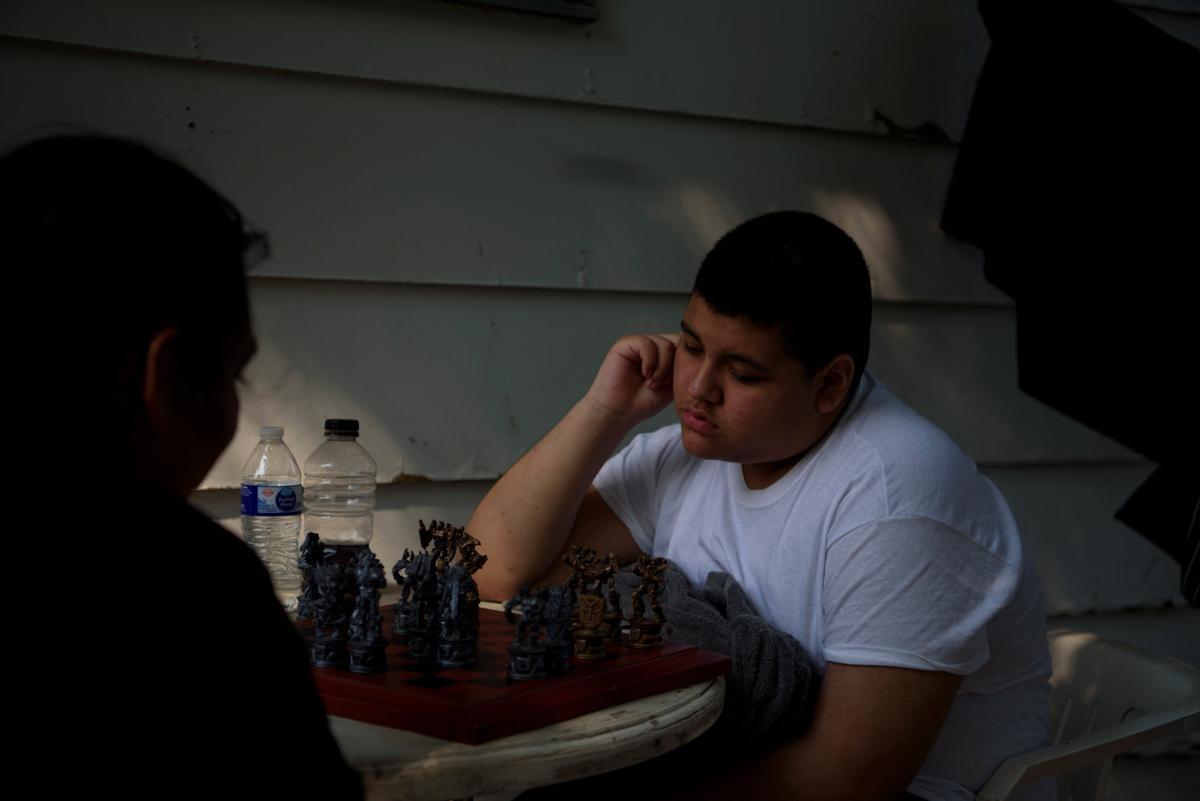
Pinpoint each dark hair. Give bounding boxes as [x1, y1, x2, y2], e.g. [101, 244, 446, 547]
[1, 135, 266, 422]
[692, 210, 872, 392]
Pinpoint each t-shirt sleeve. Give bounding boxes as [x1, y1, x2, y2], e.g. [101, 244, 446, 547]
[822, 516, 1022, 675]
[593, 425, 680, 553]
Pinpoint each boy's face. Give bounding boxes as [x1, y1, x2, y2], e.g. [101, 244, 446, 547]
[160, 317, 257, 496]
[673, 294, 830, 471]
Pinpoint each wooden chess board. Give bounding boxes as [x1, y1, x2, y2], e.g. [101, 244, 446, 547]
[303, 607, 730, 744]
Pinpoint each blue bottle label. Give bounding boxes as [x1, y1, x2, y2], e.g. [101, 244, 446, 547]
[240, 484, 303, 516]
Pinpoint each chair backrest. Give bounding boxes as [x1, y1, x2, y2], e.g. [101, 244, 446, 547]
[977, 630, 1200, 801]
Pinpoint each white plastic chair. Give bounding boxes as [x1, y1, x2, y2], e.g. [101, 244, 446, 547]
[977, 630, 1200, 801]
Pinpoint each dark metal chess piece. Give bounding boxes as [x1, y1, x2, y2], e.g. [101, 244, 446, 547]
[421, 520, 463, 615]
[395, 521, 490, 663]
[505, 586, 548, 680]
[628, 555, 668, 649]
[436, 532, 487, 668]
[390, 548, 417, 643]
[563, 546, 607, 660]
[600, 552, 624, 642]
[297, 531, 324, 622]
[563, 544, 596, 630]
[541, 584, 574, 674]
[348, 548, 388, 674]
[404, 552, 441, 663]
[436, 563, 480, 668]
[311, 562, 350, 669]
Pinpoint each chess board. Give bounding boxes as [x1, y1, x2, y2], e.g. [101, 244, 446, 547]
[303, 607, 730, 744]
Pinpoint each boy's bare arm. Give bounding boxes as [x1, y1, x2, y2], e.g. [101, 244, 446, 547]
[673, 663, 962, 801]
[470, 334, 678, 601]
[531, 487, 643, 589]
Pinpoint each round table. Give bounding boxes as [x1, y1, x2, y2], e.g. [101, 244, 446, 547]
[330, 675, 725, 801]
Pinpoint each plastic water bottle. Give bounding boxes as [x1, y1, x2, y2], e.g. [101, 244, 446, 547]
[303, 419, 377, 567]
[241, 426, 303, 610]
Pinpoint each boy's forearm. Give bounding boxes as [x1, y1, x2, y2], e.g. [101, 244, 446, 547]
[664, 663, 961, 801]
[469, 394, 634, 599]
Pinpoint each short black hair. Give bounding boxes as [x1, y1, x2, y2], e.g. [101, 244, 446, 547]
[1, 134, 266, 423]
[692, 210, 872, 392]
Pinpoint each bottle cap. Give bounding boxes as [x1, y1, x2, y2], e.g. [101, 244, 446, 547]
[324, 419, 359, 436]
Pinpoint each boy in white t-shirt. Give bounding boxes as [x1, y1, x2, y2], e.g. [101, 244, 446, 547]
[469, 211, 1050, 801]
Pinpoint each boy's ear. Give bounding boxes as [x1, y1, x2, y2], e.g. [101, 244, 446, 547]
[142, 327, 180, 431]
[814, 354, 855, 414]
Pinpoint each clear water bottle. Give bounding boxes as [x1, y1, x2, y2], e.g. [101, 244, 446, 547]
[240, 426, 303, 610]
[303, 419, 377, 567]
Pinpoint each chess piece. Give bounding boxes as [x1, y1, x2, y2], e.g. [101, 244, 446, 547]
[404, 552, 440, 663]
[541, 584, 574, 674]
[348, 548, 388, 674]
[628, 555, 668, 649]
[297, 531, 324, 622]
[437, 563, 480, 668]
[398, 521, 489, 663]
[600, 552, 623, 642]
[505, 586, 548, 680]
[563, 546, 609, 659]
[390, 548, 417, 643]
[311, 562, 349, 668]
[563, 544, 597, 630]
[573, 591, 607, 660]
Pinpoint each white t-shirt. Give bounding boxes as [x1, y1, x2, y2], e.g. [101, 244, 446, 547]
[595, 372, 1052, 801]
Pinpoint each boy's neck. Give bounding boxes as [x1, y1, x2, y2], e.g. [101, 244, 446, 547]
[741, 454, 806, 490]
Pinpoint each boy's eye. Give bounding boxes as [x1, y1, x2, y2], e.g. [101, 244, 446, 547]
[682, 341, 702, 354]
[730, 370, 763, 384]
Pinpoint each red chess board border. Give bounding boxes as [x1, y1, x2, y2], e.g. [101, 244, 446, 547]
[304, 607, 730, 744]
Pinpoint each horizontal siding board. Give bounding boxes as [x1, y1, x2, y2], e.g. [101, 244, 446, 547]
[0, 0, 990, 139]
[0, 36, 1007, 305]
